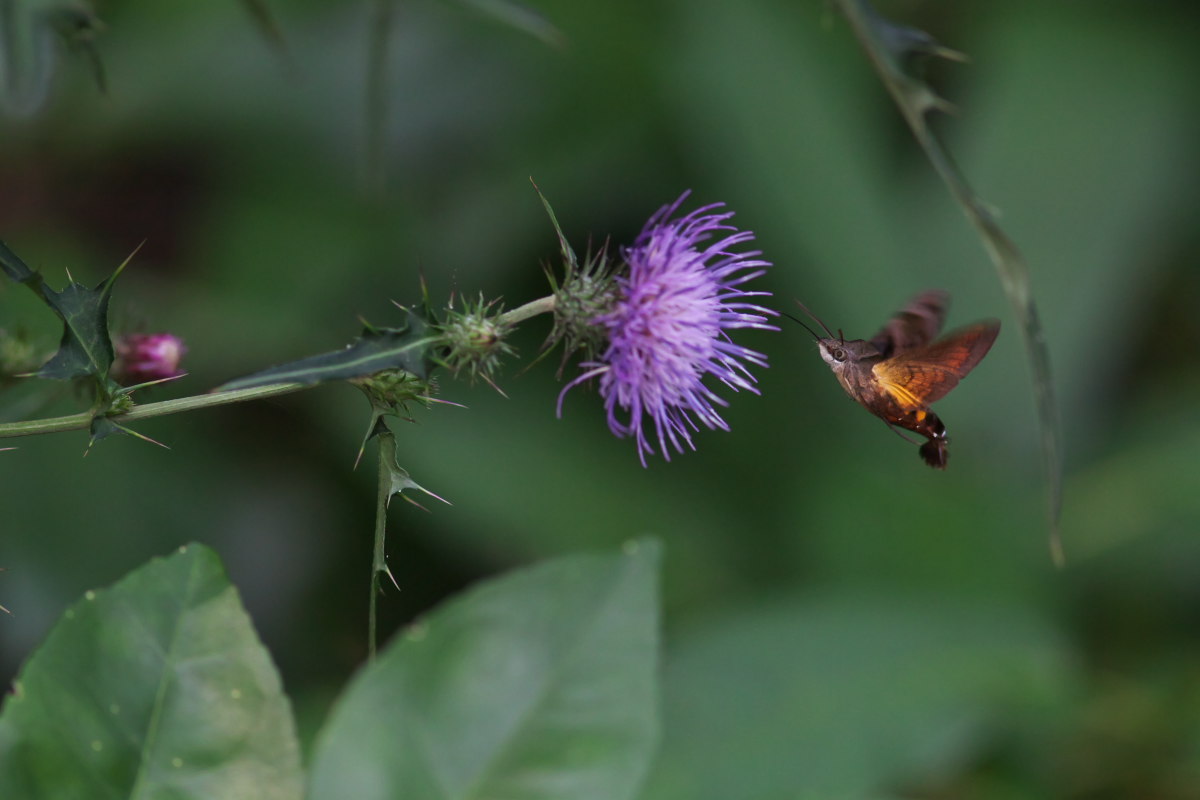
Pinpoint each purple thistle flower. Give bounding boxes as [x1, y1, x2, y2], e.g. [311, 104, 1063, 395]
[113, 333, 187, 385]
[559, 192, 777, 464]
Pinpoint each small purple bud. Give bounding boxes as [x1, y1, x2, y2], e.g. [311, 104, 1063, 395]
[113, 333, 186, 385]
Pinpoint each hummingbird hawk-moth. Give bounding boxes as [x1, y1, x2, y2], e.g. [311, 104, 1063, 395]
[799, 291, 1000, 469]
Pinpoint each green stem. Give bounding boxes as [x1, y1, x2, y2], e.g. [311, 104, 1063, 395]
[499, 295, 556, 327]
[368, 427, 394, 661]
[0, 382, 306, 439]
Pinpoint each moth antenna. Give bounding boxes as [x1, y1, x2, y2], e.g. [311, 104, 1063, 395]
[781, 311, 821, 341]
[838, 329, 845, 345]
[793, 299, 837, 338]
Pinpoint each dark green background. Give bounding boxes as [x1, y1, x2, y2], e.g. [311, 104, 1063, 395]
[2, 0, 1199, 795]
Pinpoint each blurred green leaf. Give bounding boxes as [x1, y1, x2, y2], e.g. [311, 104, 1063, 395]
[217, 311, 435, 391]
[645, 592, 1070, 799]
[0, 544, 303, 800]
[0, 0, 104, 116]
[308, 540, 661, 800]
[1068, 410, 1200, 558]
[0, 0, 57, 116]
[44, 0, 105, 94]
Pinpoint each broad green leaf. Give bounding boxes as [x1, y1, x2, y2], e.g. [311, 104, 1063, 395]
[0, 544, 303, 800]
[308, 540, 661, 800]
[644, 592, 1070, 800]
[833, 0, 1064, 563]
[217, 312, 435, 392]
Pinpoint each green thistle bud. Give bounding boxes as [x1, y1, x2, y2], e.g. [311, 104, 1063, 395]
[351, 369, 438, 418]
[547, 244, 616, 370]
[435, 294, 515, 386]
[528, 180, 618, 373]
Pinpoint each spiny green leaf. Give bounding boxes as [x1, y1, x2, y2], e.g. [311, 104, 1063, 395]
[0, 544, 303, 799]
[834, 0, 1064, 564]
[87, 414, 124, 445]
[86, 412, 167, 452]
[34, 275, 119, 382]
[217, 310, 436, 392]
[1, 240, 130, 389]
[380, 429, 448, 508]
[309, 540, 661, 800]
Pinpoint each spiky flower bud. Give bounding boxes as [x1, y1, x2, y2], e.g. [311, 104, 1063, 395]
[112, 333, 186, 385]
[436, 295, 515, 386]
[351, 369, 438, 416]
[548, 245, 617, 369]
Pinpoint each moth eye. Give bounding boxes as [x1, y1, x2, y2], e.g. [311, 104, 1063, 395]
[831, 348, 846, 362]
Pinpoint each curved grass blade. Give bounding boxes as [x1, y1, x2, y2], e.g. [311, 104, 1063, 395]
[452, 0, 566, 48]
[833, 0, 1064, 565]
[239, 0, 290, 64]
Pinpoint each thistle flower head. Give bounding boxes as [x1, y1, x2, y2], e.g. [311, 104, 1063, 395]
[559, 192, 777, 464]
[112, 332, 186, 385]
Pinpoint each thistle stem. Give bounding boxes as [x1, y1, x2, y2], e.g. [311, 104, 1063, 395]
[498, 295, 556, 326]
[364, 434, 384, 662]
[0, 383, 306, 439]
[368, 427, 396, 661]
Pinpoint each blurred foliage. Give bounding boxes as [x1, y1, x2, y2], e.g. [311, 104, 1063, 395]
[0, 545, 304, 798]
[1, 0, 1198, 796]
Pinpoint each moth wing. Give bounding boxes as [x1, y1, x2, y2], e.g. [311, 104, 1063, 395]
[870, 290, 950, 357]
[872, 320, 1000, 409]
